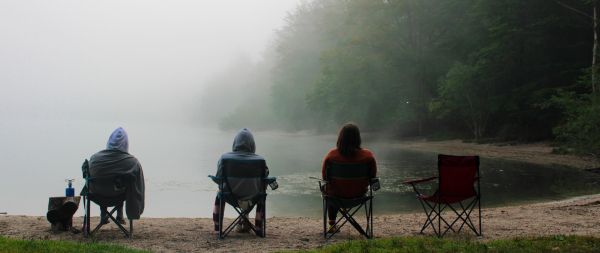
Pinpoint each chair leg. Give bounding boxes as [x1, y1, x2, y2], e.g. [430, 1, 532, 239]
[443, 199, 479, 237]
[365, 200, 373, 239]
[218, 197, 224, 239]
[369, 198, 373, 239]
[453, 200, 478, 234]
[262, 199, 266, 238]
[478, 196, 482, 237]
[84, 196, 91, 238]
[437, 201, 441, 237]
[418, 199, 439, 235]
[130, 219, 133, 239]
[105, 206, 130, 238]
[221, 205, 253, 238]
[346, 206, 368, 238]
[329, 202, 369, 239]
[323, 198, 327, 239]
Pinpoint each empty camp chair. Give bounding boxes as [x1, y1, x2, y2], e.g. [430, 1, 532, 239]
[82, 160, 134, 238]
[403, 154, 482, 237]
[318, 162, 380, 239]
[209, 158, 277, 239]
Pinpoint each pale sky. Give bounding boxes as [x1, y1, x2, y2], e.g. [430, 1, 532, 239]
[0, 0, 300, 122]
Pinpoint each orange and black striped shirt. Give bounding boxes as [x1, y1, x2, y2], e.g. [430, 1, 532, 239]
[321, 148, 377, 198]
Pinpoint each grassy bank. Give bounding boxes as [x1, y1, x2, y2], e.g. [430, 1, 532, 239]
[2, 235, 600, 253]
[295, 236, 600, 253]
[0, 236, 147, 253]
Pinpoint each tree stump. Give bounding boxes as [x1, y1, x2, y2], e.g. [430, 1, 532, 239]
[47, 196, 80, 232]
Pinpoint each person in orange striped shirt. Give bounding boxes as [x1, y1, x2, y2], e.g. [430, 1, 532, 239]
[321, 123, 377, 230]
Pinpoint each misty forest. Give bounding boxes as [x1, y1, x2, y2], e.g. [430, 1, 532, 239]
[200, 0, 600, 156]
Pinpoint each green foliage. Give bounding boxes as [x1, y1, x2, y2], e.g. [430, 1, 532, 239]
[433, 61, 495, 139]
[209, 0, 599, 148]
[268, 1, 343, 131]
[0, 236, 148, 253]
[290, 236, 600, 253]
[552, 93, 600, 156]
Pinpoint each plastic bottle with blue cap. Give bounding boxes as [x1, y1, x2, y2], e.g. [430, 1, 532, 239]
[65, 179, 75, 197]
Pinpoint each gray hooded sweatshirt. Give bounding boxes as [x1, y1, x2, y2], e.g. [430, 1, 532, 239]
[84, 128, 145, 220]
[215, 128, 269, 200]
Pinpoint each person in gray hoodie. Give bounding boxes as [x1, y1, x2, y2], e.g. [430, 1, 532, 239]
[84, 127, 145, 225]
[212, 128, 269, 235]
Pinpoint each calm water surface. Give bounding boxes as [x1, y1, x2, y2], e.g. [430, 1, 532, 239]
[1, 119, 600, 218]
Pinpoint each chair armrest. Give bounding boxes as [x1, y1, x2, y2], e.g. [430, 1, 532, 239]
[265, 177, 278, 190]
[208, 175, 222, 184]
[370, 178, 381, 191]
[265, 176, 277, 184]
[309, 177, 327, 193]
[402, 176, 437, 185]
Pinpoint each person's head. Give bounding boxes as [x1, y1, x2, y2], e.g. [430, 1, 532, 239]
[107, 127, 129, 153]
[232, 128, 256, 153]
[336, 123, 361, 157]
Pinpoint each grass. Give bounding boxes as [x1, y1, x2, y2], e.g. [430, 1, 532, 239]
[294, 235, 600, 253]
[0, 236, 148, 253]
[3, 235, 600, 253]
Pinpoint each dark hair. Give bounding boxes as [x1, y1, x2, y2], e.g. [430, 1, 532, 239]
[336, 123, 362, 157]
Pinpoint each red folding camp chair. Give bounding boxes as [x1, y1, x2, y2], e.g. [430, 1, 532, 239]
[403, 154, 482, 237]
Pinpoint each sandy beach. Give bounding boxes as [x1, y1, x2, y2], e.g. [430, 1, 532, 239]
[2, 193, 600, 252]
[2, 140, 600, 252]
[395, 139, 600, 169]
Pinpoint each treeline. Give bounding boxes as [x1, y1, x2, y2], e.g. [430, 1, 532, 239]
[200, 0, 600, 155]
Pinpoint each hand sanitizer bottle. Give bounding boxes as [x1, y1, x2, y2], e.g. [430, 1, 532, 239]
[66, 179, 75, 197]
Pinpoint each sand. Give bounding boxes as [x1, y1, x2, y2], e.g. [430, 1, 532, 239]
[2, 140, 600, 252]
[395, 139, 600, 169]
[2, 194, 600, 252]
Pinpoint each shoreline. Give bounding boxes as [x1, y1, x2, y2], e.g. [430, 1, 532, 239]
[2, 140, 600, 252]
[392, 139, 600, 169]
[2, 193, 600, 252]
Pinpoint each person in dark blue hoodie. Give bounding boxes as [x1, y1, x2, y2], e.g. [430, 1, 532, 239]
[212, 128, 269, 235]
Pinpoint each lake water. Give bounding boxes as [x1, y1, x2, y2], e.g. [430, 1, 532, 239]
[1, 119, 600, 218]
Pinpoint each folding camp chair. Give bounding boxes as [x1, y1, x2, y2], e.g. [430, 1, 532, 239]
[403, 154, 482, 237]
[82, 160, 134, 238]
[209, 159, 277, 239]
[318, 162, 380, 239]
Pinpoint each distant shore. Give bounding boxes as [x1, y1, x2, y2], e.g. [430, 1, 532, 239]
[2, 193, 600, 252]
[393, 139, 600, 169]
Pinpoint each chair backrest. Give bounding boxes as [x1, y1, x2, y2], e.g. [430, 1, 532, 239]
[438, 154, 479, 198]
[325, 162, 372, 198]
[326, 162, 371, 181]
[221, 158, 267, 201]
[87, 175, 129, 197]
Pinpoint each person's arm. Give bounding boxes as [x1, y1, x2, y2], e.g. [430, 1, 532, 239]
[321, 156, 329, 180]
[369, 155, 377, 179]
[216, 157, 224, 178]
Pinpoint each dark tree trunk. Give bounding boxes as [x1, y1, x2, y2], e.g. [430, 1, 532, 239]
[593, 0, 598, 93]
